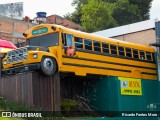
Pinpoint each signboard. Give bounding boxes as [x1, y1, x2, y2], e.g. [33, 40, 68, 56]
[32, 27, 48, 36]
[118, 77, 142, 96]
[0, 2, 23, 19]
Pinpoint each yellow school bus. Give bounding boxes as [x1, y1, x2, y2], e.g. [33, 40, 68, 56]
[2, 24, 157, 80]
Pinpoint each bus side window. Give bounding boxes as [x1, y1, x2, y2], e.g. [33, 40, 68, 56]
[118, 46, 125, 56]
[94, 41, 101, 52]
[140, 51, 145, 60]
[62, 33, 66, 46]
[146, 52, 152, 61]
[110, 44, 117, 55]
[133, 49, 139, 59]
[102, 43, 109, 54]
[75, 37, 83, 49]
[84, 39, 92, 51]
[126, 48, 132, 58]
[66, 34, 72, 47]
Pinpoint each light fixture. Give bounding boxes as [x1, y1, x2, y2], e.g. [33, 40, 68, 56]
[33, 54, 38, 59]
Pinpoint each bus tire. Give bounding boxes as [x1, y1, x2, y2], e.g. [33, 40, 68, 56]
[40, 57, 57, 76]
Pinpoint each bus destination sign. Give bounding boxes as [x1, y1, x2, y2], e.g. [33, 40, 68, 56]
[32, 27, 48, 36]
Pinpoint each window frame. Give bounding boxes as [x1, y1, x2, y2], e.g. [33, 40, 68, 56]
[110, 44, 117, 55]
[118, 46, 125, 56]
[74, 36, 83, 49]
[102, 43, 110, 54]
[93, 41, 101, 52]
[84, 39, 93, 51]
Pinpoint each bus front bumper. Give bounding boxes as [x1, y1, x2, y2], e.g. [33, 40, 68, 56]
[2, 63, 40, 75]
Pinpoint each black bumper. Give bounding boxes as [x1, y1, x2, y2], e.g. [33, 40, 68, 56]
[2, 63, 40, 75]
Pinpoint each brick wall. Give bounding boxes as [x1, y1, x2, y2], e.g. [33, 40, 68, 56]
[46, 15, 82, 30]
[0, 15, 82, 44]
[0, 15, 35, 44]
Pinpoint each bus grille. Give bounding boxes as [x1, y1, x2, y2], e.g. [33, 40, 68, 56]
[7, 48, 28, 64]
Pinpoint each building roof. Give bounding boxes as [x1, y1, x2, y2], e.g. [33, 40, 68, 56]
[93, 19, 159, 37]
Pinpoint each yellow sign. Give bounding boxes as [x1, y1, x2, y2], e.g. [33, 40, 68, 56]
[118, 77, 142, 96]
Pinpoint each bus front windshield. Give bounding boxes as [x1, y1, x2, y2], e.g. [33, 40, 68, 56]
[26, 33, 59, 47]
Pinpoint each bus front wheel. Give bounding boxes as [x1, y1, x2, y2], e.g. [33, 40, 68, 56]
[40, 57, 57, 76]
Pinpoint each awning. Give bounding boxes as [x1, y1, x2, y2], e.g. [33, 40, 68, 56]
[0, 39, 17, 49]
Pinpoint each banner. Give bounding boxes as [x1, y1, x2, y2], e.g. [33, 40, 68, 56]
[118, 77, 142, 96]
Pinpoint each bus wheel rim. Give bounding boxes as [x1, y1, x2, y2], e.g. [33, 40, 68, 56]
[43, 58, 54, 71]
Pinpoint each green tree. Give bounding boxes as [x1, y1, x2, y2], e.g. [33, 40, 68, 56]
[112, 0, 142, 26]
[129, 0, 153, 20]
[81, 0, 117, 32]
[64, 0, 153, 32]
[64, 8, 82, 24]
[64, 0, 88, 24]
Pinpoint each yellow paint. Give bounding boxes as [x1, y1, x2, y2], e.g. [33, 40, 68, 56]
[2, 24, 157, 80]
[118, 77, 142, 96]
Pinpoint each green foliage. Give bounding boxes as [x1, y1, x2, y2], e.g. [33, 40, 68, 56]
[61, 99, 77, 112]
[81, 0, 117, 32]
[64, 0, 153, 32]
[129, 0, 153, 20]
[0, 96, 38, 112]
[112, 0, 142, 26]
[72, 0, 89, 7]
[0, 97, 65, 120]
[65, 8, 82, 25]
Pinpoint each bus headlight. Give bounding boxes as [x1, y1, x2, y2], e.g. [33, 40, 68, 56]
[3, 60, 7, 65]
[33, 54, 38, 59]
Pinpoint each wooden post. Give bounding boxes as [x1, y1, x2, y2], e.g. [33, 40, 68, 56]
[0, 57, 1, 78]
[0, 53, 4, 78]
[32, 71, 61, 111]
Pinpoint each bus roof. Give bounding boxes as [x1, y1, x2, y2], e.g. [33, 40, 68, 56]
[25, 24, 155, 52]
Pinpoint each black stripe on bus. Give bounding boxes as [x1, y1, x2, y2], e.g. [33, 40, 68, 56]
[62, 62, 157, 76]
[62, 62, 131, 73]
[141, 72, 157, 75]
[75, 48, 155, 63]
[62, 55, 156, 70]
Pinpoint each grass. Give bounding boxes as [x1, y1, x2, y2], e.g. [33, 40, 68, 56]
[0, 108, 24, 120]
[0, 97, 65, 120]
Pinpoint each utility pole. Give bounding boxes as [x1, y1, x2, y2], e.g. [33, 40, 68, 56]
[150, 19, 160, 81]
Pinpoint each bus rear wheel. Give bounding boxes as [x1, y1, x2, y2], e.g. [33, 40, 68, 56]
[40, 57, 57, 76]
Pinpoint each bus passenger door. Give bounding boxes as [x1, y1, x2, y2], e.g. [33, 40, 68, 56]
[62, 33, 75, 56]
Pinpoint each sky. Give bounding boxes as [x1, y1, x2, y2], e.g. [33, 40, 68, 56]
[0, 0, 160, 20]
